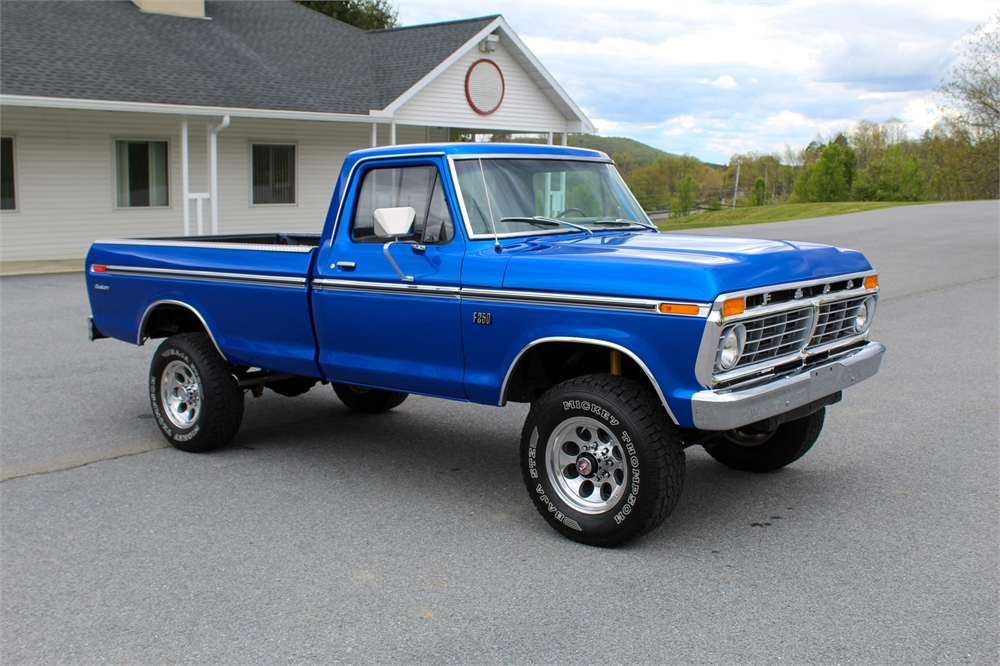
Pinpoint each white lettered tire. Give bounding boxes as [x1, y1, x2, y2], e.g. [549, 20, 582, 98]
[520, 374, 685, 546]
[149, 333, 245, 452]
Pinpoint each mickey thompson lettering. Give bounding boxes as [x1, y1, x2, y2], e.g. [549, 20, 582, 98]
[562, 400, 620, 426]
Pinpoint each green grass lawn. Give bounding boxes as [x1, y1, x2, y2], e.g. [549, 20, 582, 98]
[655, 201, 925, 232]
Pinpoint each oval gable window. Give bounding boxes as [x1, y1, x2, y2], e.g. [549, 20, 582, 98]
[465, 59, 505, 115]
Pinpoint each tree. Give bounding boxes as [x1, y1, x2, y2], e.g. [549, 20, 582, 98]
[851, 145, 923, 201]
[296, 0, 399, 30]
[937, 11, 1000, 140]
[752, 177, 767, 206]
[791, 142, 856, 202]
[671, 175, 698, 217]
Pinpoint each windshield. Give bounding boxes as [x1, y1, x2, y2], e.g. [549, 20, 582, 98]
[453, 158, 651, 236]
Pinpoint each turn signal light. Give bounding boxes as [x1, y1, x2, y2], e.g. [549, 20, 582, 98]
[722, 297, 745, 317]
[92, 265, 107, 273]
[659, 303, 700, 316]
[864, 275, 878, 289]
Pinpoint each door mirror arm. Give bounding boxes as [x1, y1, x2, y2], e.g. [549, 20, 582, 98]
[383, 240, 415, 282]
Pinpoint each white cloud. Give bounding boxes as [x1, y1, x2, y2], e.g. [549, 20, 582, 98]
[697, 75, 739, 89]
[900, 98, 944, 134]
[396, 0, 996, 163]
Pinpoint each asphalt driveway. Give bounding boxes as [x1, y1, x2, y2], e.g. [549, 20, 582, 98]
[2, 200, 997, 664]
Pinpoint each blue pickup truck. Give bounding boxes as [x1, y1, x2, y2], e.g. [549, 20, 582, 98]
[87, 142, 884, 546]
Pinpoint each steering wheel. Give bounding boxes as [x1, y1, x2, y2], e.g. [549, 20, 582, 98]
[555, 208, 586, 218]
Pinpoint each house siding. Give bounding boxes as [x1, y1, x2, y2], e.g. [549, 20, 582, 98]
[0, 106, 457, 261]
[393, 41, 568, 132]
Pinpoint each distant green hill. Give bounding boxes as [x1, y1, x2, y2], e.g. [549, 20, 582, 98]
[473, 132, 724, 169]
[567, 134, 675, 164]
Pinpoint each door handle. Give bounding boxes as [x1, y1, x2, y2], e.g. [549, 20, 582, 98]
[334, 261, 356, 271]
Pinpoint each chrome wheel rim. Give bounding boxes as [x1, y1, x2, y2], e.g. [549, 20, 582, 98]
[546, 416, 629, 514]
[160, 359, 201, 429]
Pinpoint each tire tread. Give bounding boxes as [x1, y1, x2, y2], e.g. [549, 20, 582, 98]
[151, 333, 244, 452]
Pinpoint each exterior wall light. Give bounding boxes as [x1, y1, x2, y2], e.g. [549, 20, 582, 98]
[479, 33, 499, 53]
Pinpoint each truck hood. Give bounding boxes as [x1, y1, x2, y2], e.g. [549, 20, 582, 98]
[501, 232, 873, 302]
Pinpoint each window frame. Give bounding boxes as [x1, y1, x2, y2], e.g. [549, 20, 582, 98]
[1, 135, 19, 213]
[348, 162, 455, 246]
[111, 137, 172, 211]
[249, 142, 298, 207]
[446, 154, 652, 241]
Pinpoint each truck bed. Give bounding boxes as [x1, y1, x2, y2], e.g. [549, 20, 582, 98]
[86, 235, 321, 377]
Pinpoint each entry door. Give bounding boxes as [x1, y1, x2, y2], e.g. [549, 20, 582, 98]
[312, 161, 467, 398]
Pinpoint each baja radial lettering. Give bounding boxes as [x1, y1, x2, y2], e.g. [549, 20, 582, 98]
[535, 483, 582, 531]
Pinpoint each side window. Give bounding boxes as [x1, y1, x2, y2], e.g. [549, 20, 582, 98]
[351, 166, 454, 244]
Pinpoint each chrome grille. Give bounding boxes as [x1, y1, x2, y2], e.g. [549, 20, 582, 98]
[810, 296, 867, 347]
[731, 307, 813, 368]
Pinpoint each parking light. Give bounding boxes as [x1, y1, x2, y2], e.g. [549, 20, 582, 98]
[659, 303, 700, 315]
[722, 297, 744, 317]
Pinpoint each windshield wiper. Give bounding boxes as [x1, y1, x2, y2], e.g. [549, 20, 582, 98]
[590, 218, 658, 231]
[499, 216, 594, 236]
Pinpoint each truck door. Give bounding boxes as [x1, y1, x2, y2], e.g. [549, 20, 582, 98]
[312, 159, 467, 398]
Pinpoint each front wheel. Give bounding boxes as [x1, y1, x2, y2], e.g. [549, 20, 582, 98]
[703, 408, 826, 473]
[520, 374, 685, 547]
[149, 333, 245, 452]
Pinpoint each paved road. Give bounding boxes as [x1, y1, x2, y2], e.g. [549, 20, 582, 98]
[2, 201, 997, 664]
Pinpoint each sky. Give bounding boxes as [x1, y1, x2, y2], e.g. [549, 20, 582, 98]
[397, 0, 995, 164]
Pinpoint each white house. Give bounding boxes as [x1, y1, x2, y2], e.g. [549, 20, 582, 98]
[0, 0, 594, 267]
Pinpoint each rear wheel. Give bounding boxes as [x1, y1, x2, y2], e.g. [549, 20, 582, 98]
[520, 374, 685, 547]
[703, 408, 826, 473]
[149, 333, 244, 452]
[332, 383, 408, 413]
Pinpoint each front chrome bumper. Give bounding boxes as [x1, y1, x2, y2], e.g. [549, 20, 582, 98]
[689, 341, 886, 431]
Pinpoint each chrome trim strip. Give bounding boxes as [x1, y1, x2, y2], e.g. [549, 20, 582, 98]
[450, 154, 613, 163]
[499, 336, 680, 425]
[312, 280, 709, 315]
[101, 265, 307, 288]
[690, 341, 885, 430]
[462, 287, 660, 313]
[137, 299, 227, 361]
[312, 278, 461, 298]
[95, 238, 316, 254]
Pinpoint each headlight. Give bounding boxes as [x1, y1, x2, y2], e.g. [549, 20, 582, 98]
[718, 324, 746, 371]
[854, 296, 876, 333]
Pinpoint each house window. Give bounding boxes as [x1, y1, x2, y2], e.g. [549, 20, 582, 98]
[252, 144, 296, 204]
[1, 137, 15, 211]
[115, 140, 169, 207]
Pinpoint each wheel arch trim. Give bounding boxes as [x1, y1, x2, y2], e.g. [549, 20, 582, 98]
[138, 299, 227, 362]
[499, 336, 679, 425]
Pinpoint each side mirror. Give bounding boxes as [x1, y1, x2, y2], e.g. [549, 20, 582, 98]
[373, 207, 415, 239]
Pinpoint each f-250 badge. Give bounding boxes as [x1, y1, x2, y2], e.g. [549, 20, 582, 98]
[473, 312, 492, 325]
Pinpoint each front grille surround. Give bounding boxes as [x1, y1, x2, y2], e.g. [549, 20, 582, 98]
[702, 274, 880, 388]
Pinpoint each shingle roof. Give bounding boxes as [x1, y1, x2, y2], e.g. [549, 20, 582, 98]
[0, 0, 498, 115]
